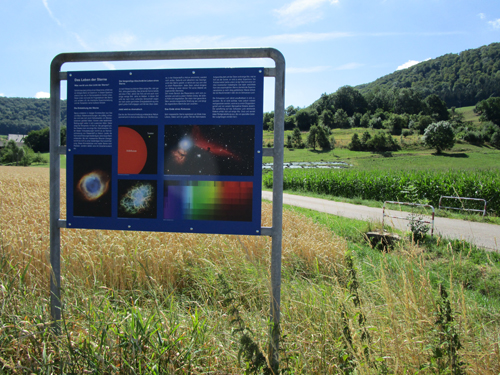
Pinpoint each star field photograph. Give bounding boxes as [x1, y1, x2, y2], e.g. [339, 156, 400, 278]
[118, 125, 158, 175]
[164, 125, 255, 176]
[73, 154, 112, 217]
[118, 179, 157, 218]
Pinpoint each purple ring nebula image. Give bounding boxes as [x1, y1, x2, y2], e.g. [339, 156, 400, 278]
[73, 154, 112, 217]
[77, 171, 110, 201]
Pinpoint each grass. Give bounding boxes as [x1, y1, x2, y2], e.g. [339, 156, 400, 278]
[2, 166, 500, 373]
[455, 106, 481, 125]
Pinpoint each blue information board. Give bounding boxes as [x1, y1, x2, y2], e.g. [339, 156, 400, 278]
[66, 68, 264, 235]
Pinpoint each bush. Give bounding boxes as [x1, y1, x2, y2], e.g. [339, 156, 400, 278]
[463, 131, 484, 145]
[491, 131, 500, 148]
[402, 129, 413, 137]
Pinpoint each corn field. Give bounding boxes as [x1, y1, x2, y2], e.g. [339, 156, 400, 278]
[264, 168, 500, 214]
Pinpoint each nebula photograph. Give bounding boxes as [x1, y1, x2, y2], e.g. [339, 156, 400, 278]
[164, 125, 255, 176]
[73, 154, 112, 217]
[118, 179, 157, 218]
[118, 125, 158, 175]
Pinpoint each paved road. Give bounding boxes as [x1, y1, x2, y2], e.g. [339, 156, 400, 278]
[262, 191, 500, 251]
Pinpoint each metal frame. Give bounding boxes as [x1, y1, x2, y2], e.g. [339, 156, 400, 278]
[383, 201, 435, 236]
[50, 48, 285, 370]
[439, 195, 487, 217]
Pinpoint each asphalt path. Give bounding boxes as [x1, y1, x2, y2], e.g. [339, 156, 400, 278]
[262, 191, 500, 252]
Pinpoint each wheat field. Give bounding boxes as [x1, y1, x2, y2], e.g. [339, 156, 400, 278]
[1, 166, 499, 374]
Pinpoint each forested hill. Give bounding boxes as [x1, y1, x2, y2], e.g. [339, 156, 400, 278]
[0, 97, 67, 135]
[356, 42, 500, 108]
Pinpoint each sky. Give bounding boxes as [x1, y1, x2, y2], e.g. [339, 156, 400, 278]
[1, 0, 499, 112]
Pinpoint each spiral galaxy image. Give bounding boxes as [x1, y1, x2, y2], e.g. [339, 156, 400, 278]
[73, 155, 112, 217]
[118, 180, 157, 218]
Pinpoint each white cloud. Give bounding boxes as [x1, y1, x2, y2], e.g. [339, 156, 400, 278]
[396, 58, 430, 70]
[287, 66, 330, 73]
[479, 13, 486, 20]
[35, 92, 50, 99]
[161, 32, 353, 49]
[488, 19, 500, 29]
[274, 0, 340, 26]
[397, 60, 420, 70]
[106, 32, 138, 49]
[42, 0, 62, 27]
[334, 62, 363, 70]
[0, 93, 5, 97]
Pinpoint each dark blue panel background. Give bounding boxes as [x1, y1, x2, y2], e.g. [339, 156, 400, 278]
[66, 68, 264, 235]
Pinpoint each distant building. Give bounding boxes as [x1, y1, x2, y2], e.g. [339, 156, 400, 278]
[8, 134, 27, 143]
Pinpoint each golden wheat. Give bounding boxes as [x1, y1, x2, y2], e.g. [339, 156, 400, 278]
[1, 166, 499, 373]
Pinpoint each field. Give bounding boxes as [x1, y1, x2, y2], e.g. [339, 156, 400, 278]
[2, 166, 500, 373]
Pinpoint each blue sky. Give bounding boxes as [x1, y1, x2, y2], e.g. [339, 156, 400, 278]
[1, 0, 499, 111]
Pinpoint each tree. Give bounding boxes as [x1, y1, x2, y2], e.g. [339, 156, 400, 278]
[490, 131, 500, 148]
[316, 126, 331, 150]
[306, 125, 319, 150]
[285, 105, 298, 117]
[422, 121, 455, 153]
[474, 97, 500, 125]
[348, 133, 363, 151]
[1, 140, 29, 166]
[410, 115, 433, 135]
[333, 109, 350, 129]
[424, 94, 449, 121]
[332, 86, 368, 116]
[24, 126, 66, 153]
[291, 127, 305, 148]
[263, 112, 274, 131]
[295, 108, 318, 131]
[393, 88, 424, 115]
[385, 113, 407, 135]
[320, 108, 335, 128]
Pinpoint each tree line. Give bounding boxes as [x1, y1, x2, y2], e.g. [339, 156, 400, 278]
[0, 97, 67, 135]
[357, 42, 500, 108]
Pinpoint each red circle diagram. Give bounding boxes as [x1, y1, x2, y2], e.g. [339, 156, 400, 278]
[118, 127, 147, 174]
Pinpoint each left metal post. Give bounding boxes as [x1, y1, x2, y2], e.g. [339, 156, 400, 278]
[49, 57, 63, 333]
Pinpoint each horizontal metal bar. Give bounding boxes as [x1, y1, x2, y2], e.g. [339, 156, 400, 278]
[52, 48, 285, 71]
[384, 215, 432, 224]
[263, 148, 274, 157]
[264, 68, 276, 77]
[440, 206, 485, 213]
[440, 196, 486, 202]
[58, 146, 66, 155]
[58, 219, 67, 228]
[260, 227, 273, 237]
[59, 72, 68, 80]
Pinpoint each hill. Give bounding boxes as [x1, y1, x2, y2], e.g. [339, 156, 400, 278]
[0, 97, 67, 135]
[356, 42, 500, 108]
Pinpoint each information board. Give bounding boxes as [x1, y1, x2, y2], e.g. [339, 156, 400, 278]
[66, 68, 264, 235]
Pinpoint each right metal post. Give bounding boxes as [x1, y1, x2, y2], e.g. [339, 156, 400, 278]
[269, 51, 285, 373]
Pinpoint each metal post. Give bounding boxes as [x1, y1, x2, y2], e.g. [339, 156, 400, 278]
[269, 51, 285, 373]
[49, 59, 63, 333]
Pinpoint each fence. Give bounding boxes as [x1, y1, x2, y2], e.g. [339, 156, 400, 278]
[439, 196, 487, 217]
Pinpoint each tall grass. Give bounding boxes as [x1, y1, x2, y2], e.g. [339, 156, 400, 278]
[1, 166, 500, 373]
[264, 168, 500, 214]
